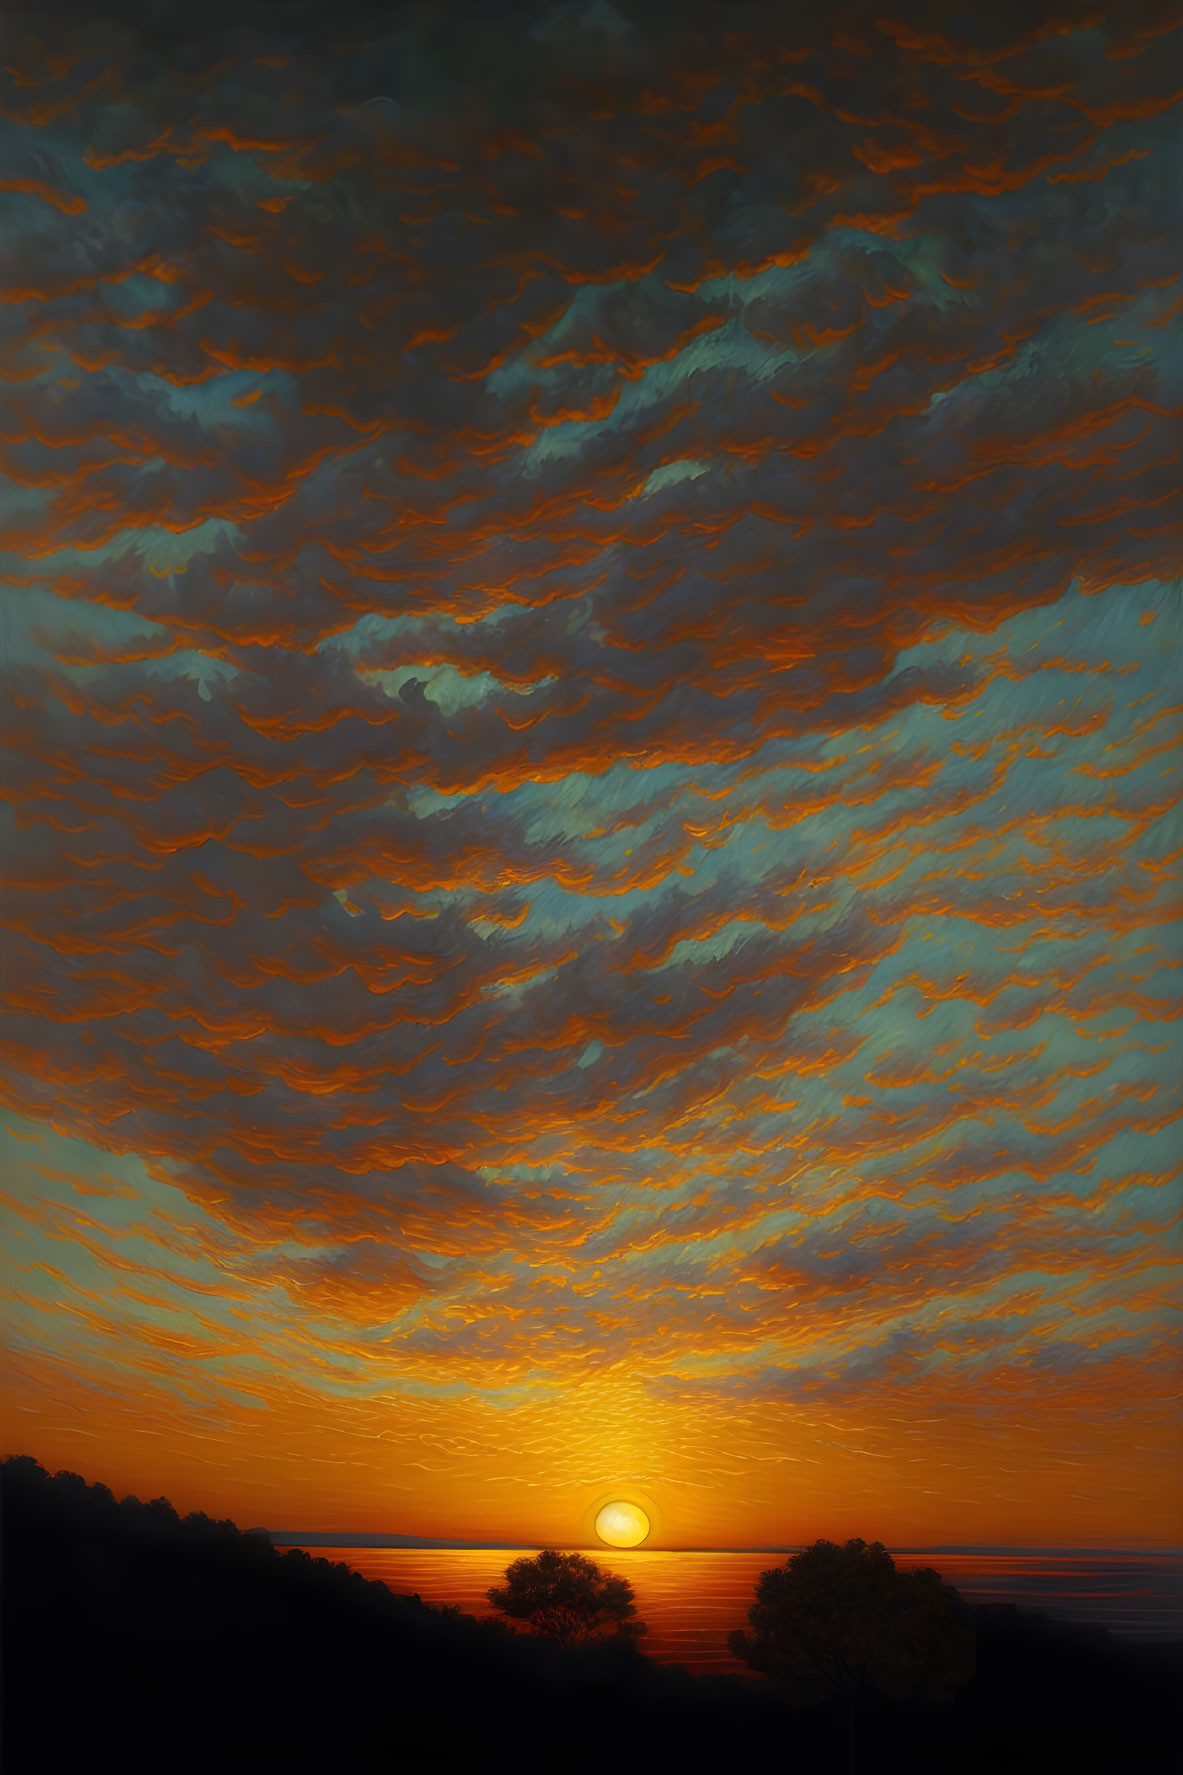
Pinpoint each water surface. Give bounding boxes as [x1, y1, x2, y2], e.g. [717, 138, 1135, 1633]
[293, 1547, 1183, 1674]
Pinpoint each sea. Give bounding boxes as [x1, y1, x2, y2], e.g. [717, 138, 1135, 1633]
[289, 1547, 1183, 1675]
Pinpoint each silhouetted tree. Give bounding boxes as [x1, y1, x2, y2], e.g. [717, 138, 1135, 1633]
[729, 1538, 974, 1773]
[488, 1549, 648, 1649]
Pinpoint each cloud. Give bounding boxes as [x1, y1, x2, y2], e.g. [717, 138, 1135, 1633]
[0, 0, 1179, 1543]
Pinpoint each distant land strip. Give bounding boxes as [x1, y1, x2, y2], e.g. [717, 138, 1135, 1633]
[259, 1535, 1183, 1556]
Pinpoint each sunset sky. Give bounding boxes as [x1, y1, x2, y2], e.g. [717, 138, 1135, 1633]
[1, 0, 1180, 1552]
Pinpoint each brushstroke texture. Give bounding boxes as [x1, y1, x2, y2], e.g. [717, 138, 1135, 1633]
[0, 0, 1180, 1546]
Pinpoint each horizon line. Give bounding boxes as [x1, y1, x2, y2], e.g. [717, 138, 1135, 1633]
[260, 1532, 1183, 1557]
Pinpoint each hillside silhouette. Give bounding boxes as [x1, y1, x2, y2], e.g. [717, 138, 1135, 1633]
[3, 1457, 1179, 1774]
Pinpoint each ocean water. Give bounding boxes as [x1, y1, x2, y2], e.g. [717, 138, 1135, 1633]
[292, 1547, 1183, 1674]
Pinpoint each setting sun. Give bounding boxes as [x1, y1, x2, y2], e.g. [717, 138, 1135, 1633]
[594, 1500, 651, 1549]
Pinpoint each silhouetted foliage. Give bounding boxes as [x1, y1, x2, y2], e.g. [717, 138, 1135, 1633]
[729, 1538, 975, 1772]
[729, 1538, 974, 1705]
[3, 1456, 1178, 1775]
[488, 1549, 648, 1647]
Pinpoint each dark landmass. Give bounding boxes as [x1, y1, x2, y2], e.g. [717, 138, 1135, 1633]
[4, 1457, 1180, 1775]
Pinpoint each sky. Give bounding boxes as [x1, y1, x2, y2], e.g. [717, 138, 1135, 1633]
[0, 0, 1180, 1552]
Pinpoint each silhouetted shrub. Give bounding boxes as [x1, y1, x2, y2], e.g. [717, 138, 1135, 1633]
[488, 1548, 648, 1646]
[729, 1537, 974, 1703]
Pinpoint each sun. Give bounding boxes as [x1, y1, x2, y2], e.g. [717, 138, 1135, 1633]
[594, 1499, 651, 1549]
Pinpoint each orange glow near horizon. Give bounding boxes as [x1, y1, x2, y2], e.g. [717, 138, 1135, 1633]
[4, 1329, 1181, 1549]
